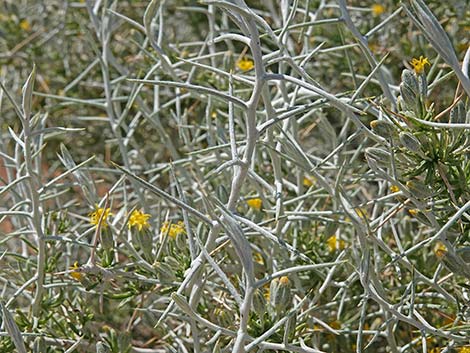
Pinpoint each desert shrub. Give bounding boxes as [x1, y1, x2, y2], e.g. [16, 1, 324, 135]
[1, 1, 470, 352]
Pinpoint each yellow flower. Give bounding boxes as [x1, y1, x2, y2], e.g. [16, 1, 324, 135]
[408, 209, 419, 217]
[457, 42, 469, 53]
[279, 276, 290, 285]
[355, 207, 368, 220]
[236, 58, 254, 71]
[434, 242, 447, 259]
[327, 235, 346, 253]
[458, 347, 470, 353]
[247, 198, 262, 211]
[128, 209, 151, 231]
[89, 206, 112, 228]
[390, 185, 400, 193]
[263, 283, 270, 300]
[19, 19, 31, 31]
[303, 176, 316, 187]
[254, 252, 264, 265]
[368, 42, 379, 52]
[329, 320, 341, 330]
[69, 262, 84, 281]
[344, 208, 367, 222]
[371, 4, 385, 16]
[410, 56, 430, 74]
[160, 221, 186, 239]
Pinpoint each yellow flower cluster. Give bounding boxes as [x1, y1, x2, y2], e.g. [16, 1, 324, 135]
[89, 207, 112, 228]
[128, 209, 151, 231]
[253, 252, 264, 265]
[19, 19, 31, 31]
[410, 56, 430, 74]
[458, 347, 470, 353]
[434, 242, 447, 259]
[355, 207, 368, 219]
[303, 176, 316, 187]
[371, 4, 385, 16]
[160, 221, 186, 238]
[69, 262, 84, 281]
[247, 198, 262, 211]
[236, 58, 254, 71]
[327, 235, 346, 253]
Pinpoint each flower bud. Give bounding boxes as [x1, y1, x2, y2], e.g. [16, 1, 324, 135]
[399, 131, 422, 154]
[408, 209, 432, 226]
[450, 101, 467, 124]
[252, 287, 267, 318]
[139, 230, 154, 261]
[155, 262, 176, 283]
[100, 228, 114, 251]
[270, 276, 292, 314]
[365, 147, 391, 167]
[406, 180, 432, 199]
[370, 120, 395, 138]
[175, 230, 187, 251]
[284, 314, 297, 342]
[171, 293, 196, 317]
[399, 82, 418, 111]
[436, 243, 470, 279]
[365, 154, 380, 173]
[417, 73, 428, 98]
[164, 256, 180, 269]
[96, 342, 112, 353]
[217, 185, 229, 204]
[401, 69, 419, 97]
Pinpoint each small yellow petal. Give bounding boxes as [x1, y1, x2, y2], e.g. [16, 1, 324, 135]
[327, 235, 346, 253]
[253, 252, 264, 265]
[89, 206, 112, 228]
[371, 4, 385, 16]
[247, 198, 262, 211]
[303, 176, 316, 187]
[355, 207, 368, 220]
[329, 321, 341, 330]
[19, 19, 31, 31]
[128, 209, 151, 231]
[434, 242, 447, 259]
[160, 220, 186, 239]
[236, 58, 254, 71]
[410, 56, 430, 74]
[69, 262, 84, 281]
